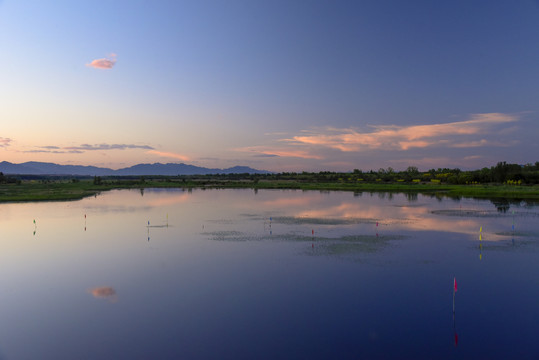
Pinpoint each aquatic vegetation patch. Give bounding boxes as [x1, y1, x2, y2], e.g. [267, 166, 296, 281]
[204, 230, 250, 241]
[319, 242, 384, 256]
[272, 216, 377, 225]
[204, 229, 407, 246]
[339, 234, 407, 242]
[431, 209, 504, 218]
[207, 219, 238, 225]
[474, 238, 538, 252]
[432, 209, 539, 220]
[240, 213, 263, 219]
[307, 234, 406, 259]
[494, 231, 538, 237]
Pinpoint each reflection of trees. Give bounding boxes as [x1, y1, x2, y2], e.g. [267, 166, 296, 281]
[405, 193, 418, 202]
[524, 199, 539, 207]
[492, 199, 510, 213]
[486, 198, 539, 212]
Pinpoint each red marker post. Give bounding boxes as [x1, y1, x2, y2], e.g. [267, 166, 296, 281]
[453, 277, 457, 313]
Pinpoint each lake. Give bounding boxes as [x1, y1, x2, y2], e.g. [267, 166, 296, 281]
[0, 188, 538, 359]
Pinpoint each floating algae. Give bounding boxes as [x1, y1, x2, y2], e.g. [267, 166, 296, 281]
[272, 216, 377, 225]
[207, 219, 238, 225]
[204, 228, 407, 248]
[240, 213, 265, 220]
[204, 230, 251, 242]
[206, 231, 317, 243]
[495, 231, 539, 237]
[471, 238, 538, 253]
[431, 209, 504, 218]
[340, 234, 406, 242]
[308, 234, 407, 259]
[432, 209, 539, 218]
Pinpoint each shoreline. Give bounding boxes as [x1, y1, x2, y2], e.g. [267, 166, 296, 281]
[1, 179, 538, 203]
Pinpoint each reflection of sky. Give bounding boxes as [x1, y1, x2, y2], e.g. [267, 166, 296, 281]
[89, 287, 117, 302]
[253, 191, 530, 241]
[0, 189, 531, 244]
[0, 189, 537, 358]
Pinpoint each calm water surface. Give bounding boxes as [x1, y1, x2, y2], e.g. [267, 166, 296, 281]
[0, 189, 538, 359]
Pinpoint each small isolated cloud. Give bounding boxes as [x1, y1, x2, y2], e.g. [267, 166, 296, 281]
[253, 154, 280, 158]
[147, 150, 190, 162]
[65, 143, 154, 151]
[236, 146, 324, 160]
[0, 137, 12, 147]
[86, 53, 117, 69]
[88, 286, 117, 303]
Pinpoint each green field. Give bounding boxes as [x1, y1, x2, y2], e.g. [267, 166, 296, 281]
[1, 177, 538, 203]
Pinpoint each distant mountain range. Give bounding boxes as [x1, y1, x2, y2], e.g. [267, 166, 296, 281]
[0, 161, 271, 176]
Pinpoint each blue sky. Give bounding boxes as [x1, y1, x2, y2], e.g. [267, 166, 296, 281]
[1, 0, 538, 171]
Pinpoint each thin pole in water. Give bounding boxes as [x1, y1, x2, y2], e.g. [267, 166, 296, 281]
[453, 277, 457, 314]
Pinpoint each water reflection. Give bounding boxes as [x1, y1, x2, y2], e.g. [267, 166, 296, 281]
[0, 189, 537, 359]
[453, 313, 459, 347]
[453, 277, 458, 347]
[492, 199, 511, 213]
[88, 287, 117, 303]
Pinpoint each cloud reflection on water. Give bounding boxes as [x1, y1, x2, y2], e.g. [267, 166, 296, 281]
[88, 287, 117, 303]
[257, 192, 523, 241]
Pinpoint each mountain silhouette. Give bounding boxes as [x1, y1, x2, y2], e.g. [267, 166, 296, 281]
[0, 161, 270, 176]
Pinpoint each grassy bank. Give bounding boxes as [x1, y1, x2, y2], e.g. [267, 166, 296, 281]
[1, 177, 539, 203]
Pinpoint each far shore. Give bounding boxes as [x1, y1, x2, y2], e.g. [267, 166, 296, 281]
[1, 176, 538, 203]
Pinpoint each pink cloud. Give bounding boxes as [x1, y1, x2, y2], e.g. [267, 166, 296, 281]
[88, 286, 117, 302]
[288, 113, 518, 152]
[0, 137, 12, 147]
[147, 150, 190, 162]
[86, 54, 117, 69]
[398, 140, 434, 150]
[235, 146, 324, 160]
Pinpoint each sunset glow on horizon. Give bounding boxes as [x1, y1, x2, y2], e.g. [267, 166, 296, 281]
[1, 1, 538, 172]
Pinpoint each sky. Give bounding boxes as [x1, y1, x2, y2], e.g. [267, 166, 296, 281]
[1, 0, 538, 172]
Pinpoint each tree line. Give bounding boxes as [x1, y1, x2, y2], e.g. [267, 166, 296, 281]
[0, 172, 21, 184]
[249, 161, 539, 185]
[2, 161, 539, 185]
